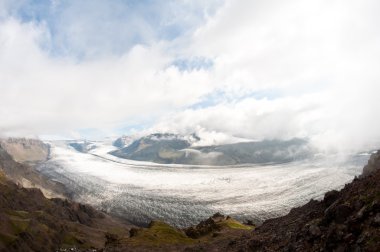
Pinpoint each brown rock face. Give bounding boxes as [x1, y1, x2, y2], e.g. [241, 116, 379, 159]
[0, 145, 67, 198]
[0, 138, 49, 164]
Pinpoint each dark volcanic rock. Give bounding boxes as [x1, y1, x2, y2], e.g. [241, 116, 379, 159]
[335, 204, 352, 223]
[324, 190, 340, 207]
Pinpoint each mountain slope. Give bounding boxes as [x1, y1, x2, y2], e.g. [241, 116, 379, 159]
[0, 138, 49, 165]
[113, 135, 135, 148]
[111, 133, 313, 165]
[0, 145, 67, 198]
[110, 133, 196, 164]
[0, 156, 131, 251]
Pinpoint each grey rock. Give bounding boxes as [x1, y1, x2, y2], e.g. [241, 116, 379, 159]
[361, 150, 380, 177]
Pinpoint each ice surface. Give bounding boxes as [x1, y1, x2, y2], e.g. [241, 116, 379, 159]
[36, 142, 368, 227]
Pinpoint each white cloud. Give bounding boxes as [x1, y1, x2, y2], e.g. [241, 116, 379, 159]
[0, 18, 214, 137]
[0, 0, 379, 152]
[147, 0, 380, 152]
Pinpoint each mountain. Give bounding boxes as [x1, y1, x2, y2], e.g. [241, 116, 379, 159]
[110, 133, 200, 164]
[186, 138, 312, 165]
[0, 138, 49, 165]
[113, 135, 135, 148]
[68, 140, 92, 153]
[110, 133, 313, 165]
[0, 143, 66, 199]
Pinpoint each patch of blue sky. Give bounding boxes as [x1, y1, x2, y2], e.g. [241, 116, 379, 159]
[113, 120, 154, 136]
[172, 57, 213, 71]
[189, 89, 282, 110]
[8, 0, 224, 59]
[12, 0, 50, 22]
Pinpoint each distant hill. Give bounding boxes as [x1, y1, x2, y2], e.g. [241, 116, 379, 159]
[110, 133, 313, 165]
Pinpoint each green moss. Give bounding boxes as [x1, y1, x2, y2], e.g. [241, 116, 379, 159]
[63, 233, 81, 246]
[7, 210, 29, 219]
[9, 217, 30, 234]
[129, 221, 195, 245]
[222, 219, 254, 230]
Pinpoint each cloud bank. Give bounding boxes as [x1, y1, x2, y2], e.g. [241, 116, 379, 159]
[0, 0, 379, 152]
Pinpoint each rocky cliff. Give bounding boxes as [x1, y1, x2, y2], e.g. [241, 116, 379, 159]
[0, 144, 66, 199]
[361, 150, 380, 178]
[0, 138, 49, 165]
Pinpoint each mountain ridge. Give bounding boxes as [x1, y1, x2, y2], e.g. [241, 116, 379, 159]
[110, 133, 313, 165]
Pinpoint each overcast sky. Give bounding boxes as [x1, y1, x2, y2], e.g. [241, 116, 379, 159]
[0, 0, 379, 151]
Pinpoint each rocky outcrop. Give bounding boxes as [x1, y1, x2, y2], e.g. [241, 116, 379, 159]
[0, 138, 49, 164]
[361, 150, 380, 178]
[0, 145, 67, 198]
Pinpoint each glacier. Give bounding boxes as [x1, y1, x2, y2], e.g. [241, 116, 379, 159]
[36, 141, 369, 227]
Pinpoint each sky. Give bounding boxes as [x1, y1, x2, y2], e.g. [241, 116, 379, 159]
[0, 0, 380, 152]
